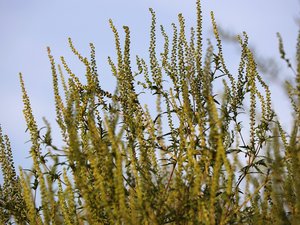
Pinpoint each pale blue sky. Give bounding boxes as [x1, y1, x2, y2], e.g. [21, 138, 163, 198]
[0, 0, 299, 169]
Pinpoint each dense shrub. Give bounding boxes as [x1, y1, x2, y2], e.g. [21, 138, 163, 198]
[0, 0, 299, 224]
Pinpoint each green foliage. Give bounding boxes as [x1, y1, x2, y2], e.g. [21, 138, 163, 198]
[1, 0, 300, 224]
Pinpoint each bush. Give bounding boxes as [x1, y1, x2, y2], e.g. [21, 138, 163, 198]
[0, 0, 299, 224]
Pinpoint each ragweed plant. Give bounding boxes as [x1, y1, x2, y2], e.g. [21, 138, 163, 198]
[0, 0, 300, 224]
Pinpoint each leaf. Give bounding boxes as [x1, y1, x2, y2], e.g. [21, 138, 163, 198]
[226, 148, 242, 154]
[255, 159, 267, 167]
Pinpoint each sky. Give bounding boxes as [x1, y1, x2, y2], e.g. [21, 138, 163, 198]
[0, 0, 299, 170]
